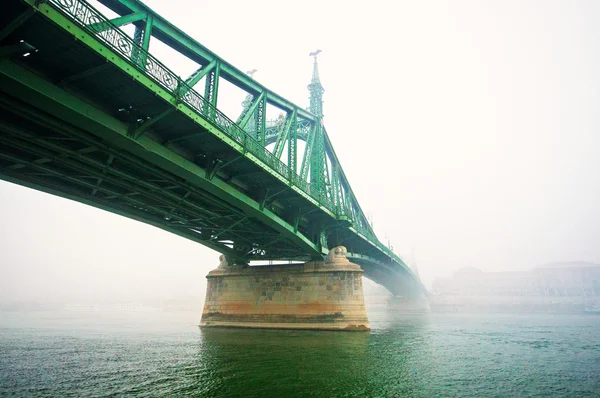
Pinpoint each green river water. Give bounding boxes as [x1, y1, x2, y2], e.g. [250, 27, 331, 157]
[1, 309, 599, 397]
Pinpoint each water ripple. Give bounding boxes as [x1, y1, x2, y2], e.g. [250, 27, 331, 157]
[0, 312, 599, 397]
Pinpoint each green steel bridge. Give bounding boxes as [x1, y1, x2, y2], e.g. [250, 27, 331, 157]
[0, 0, 423, 297]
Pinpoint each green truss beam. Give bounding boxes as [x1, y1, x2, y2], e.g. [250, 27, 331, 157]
[185, 59, 216, 89]
[0, 56, 324, 258]
[86, 11, 146, 32]
[0, 8, 35, 41]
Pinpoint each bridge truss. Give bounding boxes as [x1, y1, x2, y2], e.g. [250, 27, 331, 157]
[0, 0, 423, 296]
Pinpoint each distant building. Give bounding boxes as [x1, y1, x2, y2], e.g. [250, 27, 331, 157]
[433, 262, 600, 297]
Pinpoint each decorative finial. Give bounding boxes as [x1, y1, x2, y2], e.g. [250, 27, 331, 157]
[309, 49, 322, 60]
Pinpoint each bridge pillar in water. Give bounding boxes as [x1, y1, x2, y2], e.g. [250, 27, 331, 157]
[200, 247, 369, 331]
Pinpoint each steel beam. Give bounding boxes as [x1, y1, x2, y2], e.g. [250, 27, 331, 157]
[129, 108, 175, 139]
[0, 42, 35, 59]
[96, 0, 315, 121]
[238, 91, 265, 130]
[0, 9, 34, 41]
[0, 171, 243, 260]
[0, 131, 261, 252]
[0, 58, 323, 257]
[204, 61, 220, 112]
[86, 11, 146, 32]
[184, 59, 216, 89]
[141, 14, 153, 52]
[57, 63, 111, 85]
[273, 109, 295, 159]
[0, 119, 232, 221]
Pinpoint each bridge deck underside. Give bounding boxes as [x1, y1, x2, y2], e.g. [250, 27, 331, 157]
[0, 0, 422, 296]
[1, 1, 321, 261]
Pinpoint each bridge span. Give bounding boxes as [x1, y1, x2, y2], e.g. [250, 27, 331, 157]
[1, 0, 425, 329]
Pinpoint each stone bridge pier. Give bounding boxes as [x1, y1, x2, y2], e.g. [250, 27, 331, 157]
[200, 247, 370, 331]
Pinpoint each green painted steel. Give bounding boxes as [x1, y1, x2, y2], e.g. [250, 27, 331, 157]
[0, 0, 423, 296]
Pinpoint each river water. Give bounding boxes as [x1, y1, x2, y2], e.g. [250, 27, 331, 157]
[1, 309, 598, 397]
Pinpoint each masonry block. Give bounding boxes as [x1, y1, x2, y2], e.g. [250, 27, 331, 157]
[200, 246, 369, 331]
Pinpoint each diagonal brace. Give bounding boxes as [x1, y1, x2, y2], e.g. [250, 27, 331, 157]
[274, 109, 296, 158]
[207, 155, 244, 180]
[299, 123, 317, 180]
[238, 91, 265, 130]
[185, 59, 216, 89]
[129, 108, 175, 139]
[58, 63, 111, 85]
[211, 216, 249, 241]
[0, 9, 35, 42]
[0, 42, 35, 59]
[91, 154, 114, 196]
[260, 186, 289, 210]
[86, 12, 146, 33]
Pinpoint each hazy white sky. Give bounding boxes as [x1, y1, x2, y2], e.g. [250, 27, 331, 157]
[1, 0, 599, 300]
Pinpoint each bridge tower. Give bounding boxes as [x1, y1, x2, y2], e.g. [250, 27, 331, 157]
[308, 50, 324, 118]
[308, 51, 327, 205]
[200, 55, 369, 331]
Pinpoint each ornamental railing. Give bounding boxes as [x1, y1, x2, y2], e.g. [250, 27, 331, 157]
[46, 0, 406, 267]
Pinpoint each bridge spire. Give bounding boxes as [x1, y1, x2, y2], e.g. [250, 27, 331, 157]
[308, 50, 324, 118]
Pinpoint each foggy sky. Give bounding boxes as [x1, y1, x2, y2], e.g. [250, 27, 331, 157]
[1, 0, 599, 301]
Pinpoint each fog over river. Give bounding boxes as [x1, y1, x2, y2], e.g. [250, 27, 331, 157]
[2, 0, 600, 396]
